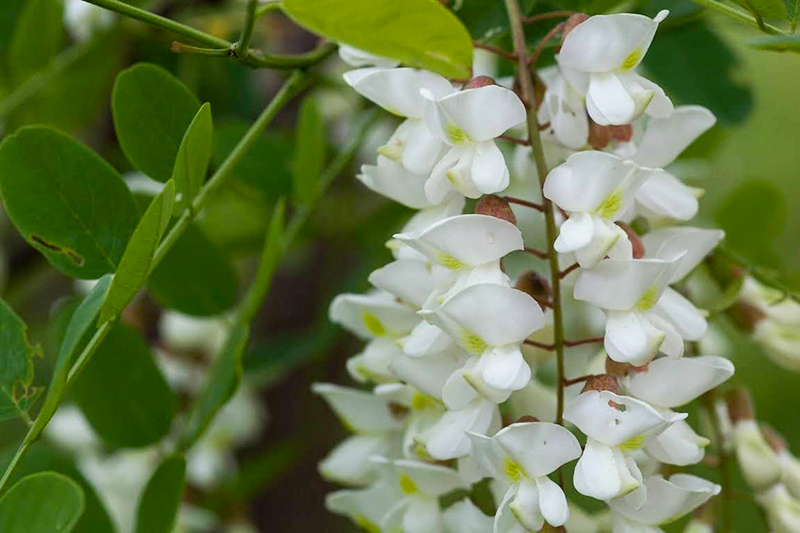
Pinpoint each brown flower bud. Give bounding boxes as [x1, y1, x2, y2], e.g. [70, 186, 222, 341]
[560, 13, 589, 47]
[616, 222, 645, 259]
[475, 194, 517, 225]
[761, 423, 787, 453]
[465, 76, 496, 89]
[610, 124, 633, 142]
[728, 300, 767, 333]
[515, 415, 540, 424]
[588, 120, 612, 149]
[581, 374, 619, 394]
[726, 388, 755, 422]
[515, 270, 552, 308]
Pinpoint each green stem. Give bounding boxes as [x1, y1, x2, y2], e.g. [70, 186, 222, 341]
[236, 0, 259, 58]
[716, 246, 800, 304]
[704, 392, 733, 532]
[691, 0, 783, 34]
[256, 1, 283, 18]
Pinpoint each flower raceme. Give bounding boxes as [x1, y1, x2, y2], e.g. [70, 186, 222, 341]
[315, 9, 753, 532]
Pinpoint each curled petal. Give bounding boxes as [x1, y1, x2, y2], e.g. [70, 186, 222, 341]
[625, 355, 734, 408]
[343, 67, 453, 118]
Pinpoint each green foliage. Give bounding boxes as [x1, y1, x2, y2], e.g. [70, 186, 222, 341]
[0, 472, 84, 533]
[33, 276, 112, 436]
[181, 324, 250, 447]
[731, 0, 787, 19]
[0, 127, 139, 279]
[0, 299, 40, 422]
[643, 21, 753, 125]
[292, 97, 327, 205]
[112, 63, 201, 182]
[451, 0, 535, 41]
[213, 121, 293, 197]
[135, 455, 186, 533]
[72, 324, 175, 448]
[282, 0, 474, 78]
[6, 0, 63, 83]
[148, 223, 239, 316]
[788, 0, 800, 28]
[99, 181, 175, 324]
[749, 33, 800, 51]
[173, 103, 213, 210]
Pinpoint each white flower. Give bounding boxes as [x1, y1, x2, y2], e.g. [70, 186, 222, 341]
[345, 68, 454, 175]
[159, 311, 229, 356]
[312, 383, 403, 485]
[574, 257, 683, 365]
[544, 151, 662, 267]
[741, 277, 800, 326]
[780, 450, 800, 500]
[326, 475, 404, 532]
[623, 356, 734, 465]
[387, 195, 466, 261]
[422, 396, 501, 460]
[469, 422, 582, 531]
[557, 11, 673, 126]
[753, 320, 800, 372]
[538, 66, 589, 150]
[564, 390, 685, 501]
[338, 45, 400, 68]
[442, 498, 494, 533]
[64, 0, 115, 41]
[625, 106, 716, 221]
[757, 484, 800, 533]
[733, 418, 782, 489]
[609, 474, 720, 533]
[422, 85, 526, 202]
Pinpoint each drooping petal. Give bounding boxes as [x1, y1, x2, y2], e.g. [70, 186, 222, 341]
[404, 321, 455, 357]
[403, 119, 448, 174]
[425, 146, 467, 204]
[390, 350, 463, 401]
[343, 67, 453, 118]
[573, 217, 630, 268]
[624, 355, 734, 408]
[403, 498, 444, 533]
[357, 161, 431, 209]
[390, 196, 466, 260]
[636, 74, 673, 119]
[634, 171, 700, 221]
[633, 106, 716, 168]
[394, 458, 467, 497]
[495, 422, 582, 478]
[642, 311, 684, 359]
[326, 481, 403, 530]
[573, 439, 623, 500]
[586, 72, 638, 126]
[641, 227, 724, 283]
[574, 258, 678, 311]
[509, 477, 545, 532]
[319, 434, 398, 485]
[425, 399, 498, 460]
[471, 140, 510, 195]
[461, 355, 516, 404]
[604, 310, 666, 365]
[539, 74, 589, 150]
[644, 420, 709, 466]
[329, 292, 419, 339]
[312, 383, 402, 433]
[435, 85, 527, 143]
[495, 486, 526, 533]
[609, 474, 720, 526]
[443, 498, 495, 533]
[482, 344, 531, 391]
[563, 390, 682, 446]
[369, 259, 448, 309]
[395, 214, 524, 270]
[536, 475, 570, 527]
[554, 212, 595, 253]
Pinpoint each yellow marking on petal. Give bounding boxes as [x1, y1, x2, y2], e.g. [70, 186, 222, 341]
[413, 442, 431, 459]
[504, 457, 523, 482]
[461, 330, 488, 354]
[362, 312, 386, 336]
[377, 141, 403, 161]
[621, 48, 643, 70]
[596, 188, 624, 219]
[354, 515, 381, 533]
[412, 391, 437, 411]
[446, 122, 471, 145]
[636, 285, 659, 311]
[620, 434, 646, 452]
[399, 474, 418, 494]
[437, 252, 466, 270]
[446, 168, 462, 187]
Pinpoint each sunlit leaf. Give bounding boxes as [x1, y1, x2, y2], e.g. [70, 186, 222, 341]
[173, 103, 213, 210]
[0, 472, 84, 533]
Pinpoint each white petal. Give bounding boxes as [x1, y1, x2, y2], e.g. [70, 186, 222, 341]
[442, 365, 479, 410]
[404, 321, 455, 357]
[369, 259, 447, 309]
[443, 499, 494, 533]
[605, 310, 666, 365]
[312, 383, 402, 433]
[329, 292, 419, 338]
[495, 422, 582, 477]
[357, 161, 431, 209]
[633, 106, 716, 168]
[554, 212, 595, 253]
[425, 146, 463, 204]
[564, 390, 681, 446]
[574, 258, 678, 311]
[390, 350, 462, 401]
[643, 311, 684, 359]
[573, 439, 623, 500]
[436, 85, 527, 143]
[404, 498, 443, 533]
[461, 355, 516, 404]
[338, 46, 399, 68]
[634, 171, 699, 221]
[641, 227, 725, 283]
[403, 119, 448, 174]
[319, 434, 396, 485]
[425, 399, 497, 460]
[395, 214, 523, 269]
[467, 432, 510, 482]
[625, 355, 734, 408]
[636, 74, 674, 119]
[644, 420, 709, 466]
[437, 284, 545, 348]
[482, 344, 531, 391]
[343, 67, 453, 118]
[495, 486, 525, 533]
[536, 475, 570, 527]
[558, 12, 667, 73]
[326, 482, 402, 529]
[587, 72, 637, 126]
[509, 477, 545, 531]
[573, 218, 629, 268]
[610, 474, 719, 526]
[394, 458, 467, 497]
[471, 140, 510, 195]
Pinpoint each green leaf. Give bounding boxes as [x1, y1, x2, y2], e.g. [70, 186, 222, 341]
[788, 0, 800, 29]
[451, 0, 535, 41]
[112, 63, 201, 183]
[99, 181, 175, 324]
[282, 0, 474, 78]
[642, 21, 752, 125]
[173, 103, 213, 210]
[0, 472, 84, 533]
[32, 276, 112, 436]
[181, 323, 250, 447]
[135, 455, 185, 533]
[292, 97, 327, 205]
[731, 0, 788, 19]
[72, 323, 175, 448]
[0, 299, 40, 422]
[0, 127, 139, 278]
[749, 34, 800, 51]
[6, 0, 63, 83]
[148, 223, 239, 316]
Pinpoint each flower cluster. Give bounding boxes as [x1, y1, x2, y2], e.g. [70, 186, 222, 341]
[314, 11, 763, 533]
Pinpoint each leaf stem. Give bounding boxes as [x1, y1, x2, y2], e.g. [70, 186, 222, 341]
[715, 246, 800, 304]
[236, 0, 259, 58]
[690, 0, 783, 34]
[504, 0, 568, 434]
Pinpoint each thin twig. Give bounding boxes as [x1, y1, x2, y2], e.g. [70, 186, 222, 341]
[564, 336, 604, 347]
[499, 134, 531, 146]
[524, 247, 548, 259]
[528, 22, 565, 68]
[562, 374, 591, 386]
[523, 11, 575, 24]
[171, 42, 231, 56]
[560, 262, 580, 279]
[473, 42, 518, 61]
[504, 196, 544, 212]
[524, 339, 555, 351]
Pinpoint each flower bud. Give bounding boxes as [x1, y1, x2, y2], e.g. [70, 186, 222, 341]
[728, 300, 767, 333]
[604, 357, 647, 378]
[560, 13, 589, 47]
[756, 484, 800, 532]
[581, 374, 618, 394]
[726, 388, 755, 422]
[733, 418, 782, 489]
[588, 121, 633, 149]
[780, 450, 800, 500]
[465, 76, 496, 89]
[515, 270, 551, 307]
[762, 423, 787, 453]
[615, 222, 645, 259]
[515, 415, 540, 424]
[475, 194, 517, 225]
[753, 319, 800, 372]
